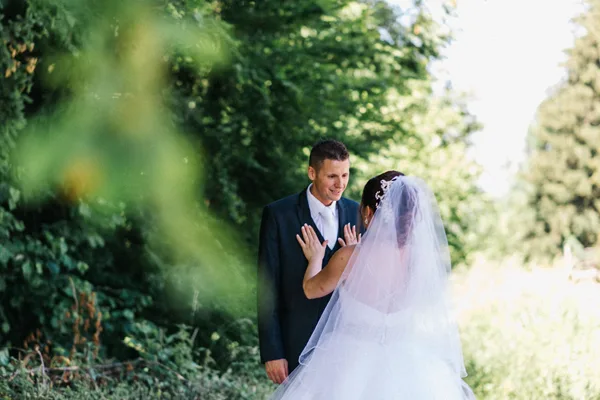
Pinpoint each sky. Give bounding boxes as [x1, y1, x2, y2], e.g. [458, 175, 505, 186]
[389, 0, 586, 197]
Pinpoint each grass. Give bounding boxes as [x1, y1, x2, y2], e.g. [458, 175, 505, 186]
[454, 257, 600, 399]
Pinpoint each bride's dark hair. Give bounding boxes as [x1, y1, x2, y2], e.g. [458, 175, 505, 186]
[361, 170, 416, 246]
[361, 170, 404, 212]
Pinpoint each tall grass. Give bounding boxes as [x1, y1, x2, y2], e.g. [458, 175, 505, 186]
[455, 257, 600, 399]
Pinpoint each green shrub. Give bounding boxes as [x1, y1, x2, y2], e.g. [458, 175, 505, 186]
[0, 321, 273, 400]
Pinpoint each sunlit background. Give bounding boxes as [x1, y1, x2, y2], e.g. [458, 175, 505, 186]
[394, 0, 586, 197]
[1, 0, 599, 398]
[442, 0, 585, 197]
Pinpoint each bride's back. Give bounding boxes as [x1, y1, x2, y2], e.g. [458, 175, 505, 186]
[339, 243, 411, 315]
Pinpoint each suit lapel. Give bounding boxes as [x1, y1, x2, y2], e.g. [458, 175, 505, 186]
[296, 188, 326, 244]
[336, 199, 347, 240]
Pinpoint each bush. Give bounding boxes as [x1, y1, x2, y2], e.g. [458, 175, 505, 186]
[0, 321, 273, 399]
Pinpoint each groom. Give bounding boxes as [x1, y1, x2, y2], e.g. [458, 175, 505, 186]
[257, 139, 360, 384]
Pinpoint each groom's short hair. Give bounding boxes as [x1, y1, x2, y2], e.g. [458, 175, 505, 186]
[309, 139, 349, 170]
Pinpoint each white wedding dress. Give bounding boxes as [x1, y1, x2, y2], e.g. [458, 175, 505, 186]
[269, 177, 475, 400]
[270, 287, 472, 399]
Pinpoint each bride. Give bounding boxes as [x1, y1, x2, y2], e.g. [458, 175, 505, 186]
[269, 171, 475, 399]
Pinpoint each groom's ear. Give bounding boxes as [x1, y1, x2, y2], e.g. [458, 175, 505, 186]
[308, 166, 316, 181]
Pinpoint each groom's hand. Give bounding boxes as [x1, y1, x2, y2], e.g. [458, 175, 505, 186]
[265, 358, 288, 384]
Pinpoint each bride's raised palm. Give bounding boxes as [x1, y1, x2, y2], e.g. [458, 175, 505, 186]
[338, 223, 361, 247]
[296, 225, 327, 262]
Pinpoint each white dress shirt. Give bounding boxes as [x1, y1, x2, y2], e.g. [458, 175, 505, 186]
[306, 184, 339, 249]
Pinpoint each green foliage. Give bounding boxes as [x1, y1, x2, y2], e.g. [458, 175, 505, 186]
[0, 0, 127, 356]
[172, 0, 452, 244]
[0, 0, 247, 367]
[0, 323, 273, 399]
[12, 0, 253, 309]
[0, 0, 486, 397]
[519, 0, 600, 260]
[350, 80, 488, 264]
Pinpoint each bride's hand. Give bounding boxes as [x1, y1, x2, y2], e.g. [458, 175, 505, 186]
[337, 223, 361, 247]
[296, 224, 327, 262]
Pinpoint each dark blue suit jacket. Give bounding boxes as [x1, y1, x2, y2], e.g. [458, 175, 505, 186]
[257, 188, 360, 371]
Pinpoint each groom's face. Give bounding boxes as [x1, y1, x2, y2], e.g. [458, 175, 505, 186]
[308, 158, 350, 205]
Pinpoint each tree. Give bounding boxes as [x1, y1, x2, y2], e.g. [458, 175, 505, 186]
[352, 79, 486, 264]
[171, 0, 450, 245]
[520, 0, 600, 260]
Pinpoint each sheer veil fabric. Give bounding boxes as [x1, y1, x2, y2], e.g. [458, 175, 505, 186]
[270, 176, 475, 399]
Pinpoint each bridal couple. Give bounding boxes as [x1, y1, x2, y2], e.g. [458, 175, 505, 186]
[257, 139, 475, 399]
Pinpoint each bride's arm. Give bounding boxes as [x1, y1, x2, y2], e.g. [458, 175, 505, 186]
[296, 225, 355, 299]
[303, 245, 354, 299]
